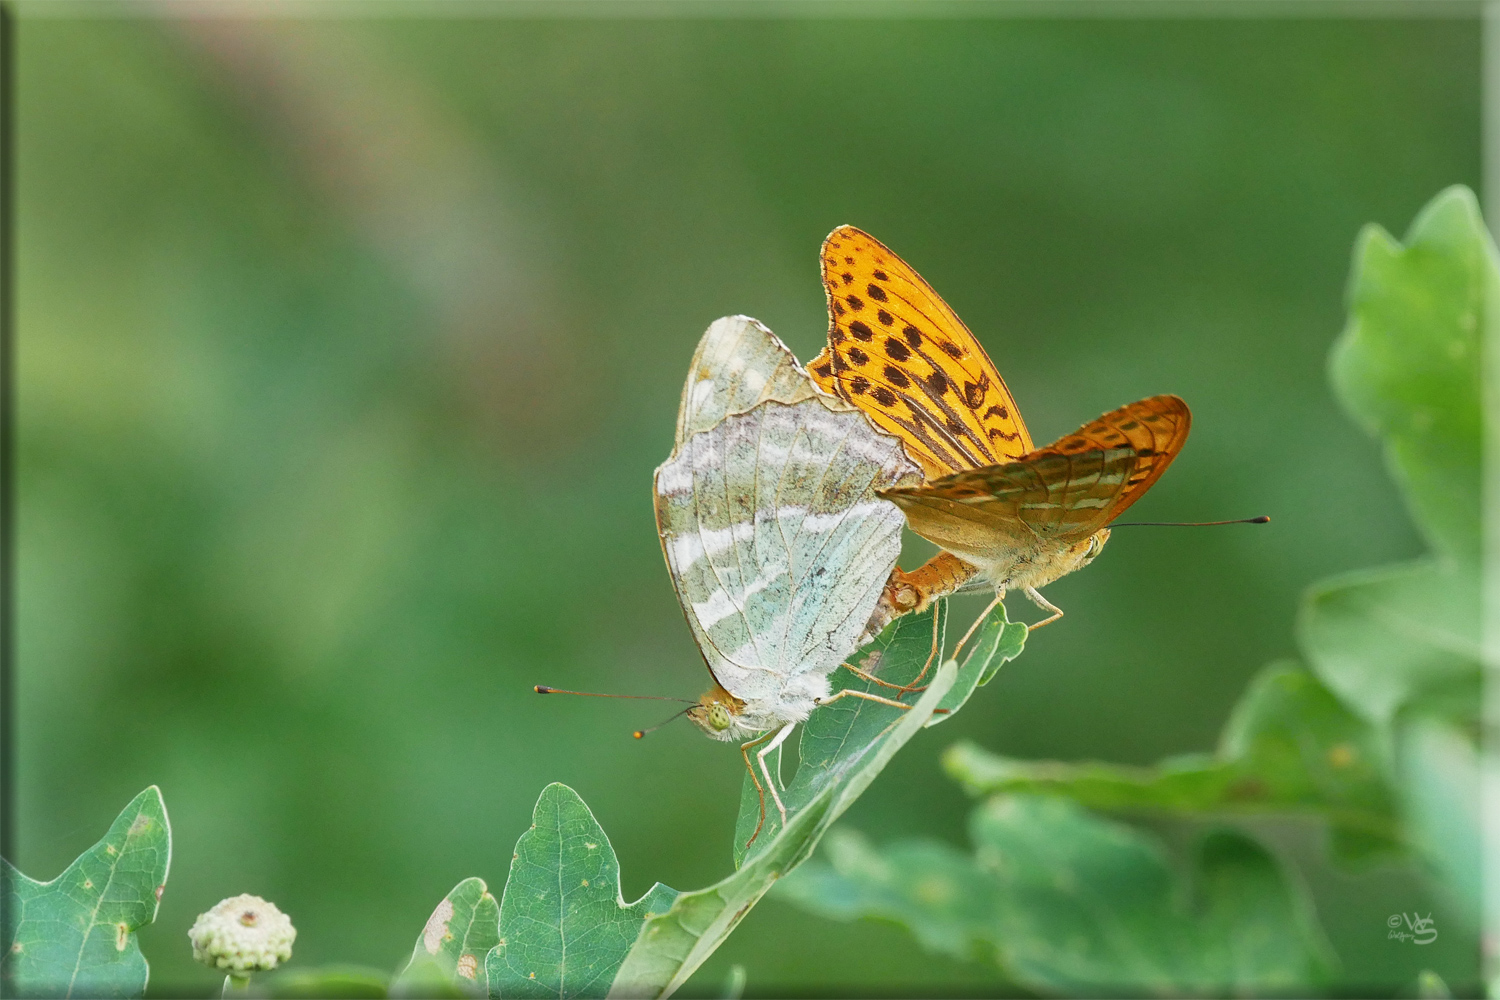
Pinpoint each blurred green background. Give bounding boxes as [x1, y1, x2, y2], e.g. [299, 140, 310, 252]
[15, 10, 1480, 996]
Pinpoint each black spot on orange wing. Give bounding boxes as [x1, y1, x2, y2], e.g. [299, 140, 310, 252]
[927, 370, 948, 395]
[873, 269, 888, 281]
[871, 387, 898, 406]
[983, 405, 1008, 420]
[813, 362, 832, 378]
[842, 273, 854, 285]
[962, 379, 987, 409]
[940, 341, 964, 360]
[849, 321, 874, 341]
[849, 375, 869, 395]
[833, 301, 846, 317]
[903, 326, 922, 348]
[848, 347, 869, 366]
[886, 338, 911, 362]
[884, 366, 910, 388]
[846, 295, 865, 312]
[867, 284, 888, 302]
[877, 309, 894, 326]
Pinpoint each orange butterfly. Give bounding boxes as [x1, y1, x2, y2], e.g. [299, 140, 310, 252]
[807, 226, 1191, 642]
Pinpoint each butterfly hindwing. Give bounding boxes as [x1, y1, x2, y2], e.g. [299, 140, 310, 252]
[883, 395, 1191, 552]
[656, 317, 923, 703]
[807, 227, 1033, 479]
[656, 396, 918, 702]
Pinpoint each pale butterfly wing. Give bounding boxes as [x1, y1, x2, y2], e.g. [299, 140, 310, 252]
[656, 395, 918, 703]
[675, 314, 853, 444]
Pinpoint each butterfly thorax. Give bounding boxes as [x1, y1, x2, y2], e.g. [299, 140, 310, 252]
[978, 527, 1111, 593]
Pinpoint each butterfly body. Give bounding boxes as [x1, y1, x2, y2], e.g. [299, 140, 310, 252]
[808, 226, 1191, 634]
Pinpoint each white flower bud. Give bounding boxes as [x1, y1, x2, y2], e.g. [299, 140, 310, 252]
[188, 894, 296, 973]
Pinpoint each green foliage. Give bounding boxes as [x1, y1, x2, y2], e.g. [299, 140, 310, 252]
[1303, 185, 1487, 733]
[779, 795, 1333, 995]
[255, 964, 392, 998]
[486, 784, 677, 999]
[393, 878, 500, 998]
[2, 787, 171, 999]
[943, 663, 1400, 861]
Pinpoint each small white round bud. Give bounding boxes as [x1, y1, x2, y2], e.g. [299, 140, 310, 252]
[188, 894, 296, 973]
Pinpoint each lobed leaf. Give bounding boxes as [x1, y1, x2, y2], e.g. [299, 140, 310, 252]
[1305, 185, 1488, 730]
[781, 795, 1334, 995]
[2, 786, 171, 999]
[730, 601, 1017, 859]
[394, 877, 500, 997]
[943, 664, 1401, 861]
[486, 784, 677, 999]
[608, 658, 960, 999]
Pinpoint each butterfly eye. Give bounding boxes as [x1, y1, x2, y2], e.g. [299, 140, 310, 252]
[708, 704, 731, 731]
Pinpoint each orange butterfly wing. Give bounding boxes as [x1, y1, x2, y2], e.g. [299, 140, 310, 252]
[808, 226, 1033, 479]
[883, 395, 1191, 552]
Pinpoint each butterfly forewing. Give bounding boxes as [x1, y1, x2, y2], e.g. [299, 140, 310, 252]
[807, 226, 1033, 479]
[676, 314, 833, 444]
[884, 395, 1191, 549]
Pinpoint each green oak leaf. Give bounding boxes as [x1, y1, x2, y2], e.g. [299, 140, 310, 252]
[730, 601, 1017, 859]
[608, 654, 962, 999]
[486, 783, 677, 999]
[781, 795, 1333, 995]
[393, 877, 500, 997]
[476, 601, 1012, 1000]
[1302, 185, 1487, 730]
[942, 663, 1401, 860]
[2, 786, 171, 999]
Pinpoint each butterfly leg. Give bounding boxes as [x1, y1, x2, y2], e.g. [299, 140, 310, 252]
[739, 730, 777, 848]
[951, 590, 1006, 661]
[817, 688, 952, 715]
[1022, 586, 1063, 631]
[756, 723, 798, 830]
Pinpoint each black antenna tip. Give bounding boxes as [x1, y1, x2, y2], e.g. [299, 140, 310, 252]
[535, 685, 552, 694]
[1251, 515, 1271, 523]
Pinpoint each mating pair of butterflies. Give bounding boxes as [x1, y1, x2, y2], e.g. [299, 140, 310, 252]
[650, 227, 1190, 836]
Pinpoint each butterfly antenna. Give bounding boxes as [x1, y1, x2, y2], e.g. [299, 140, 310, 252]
[534, 685, 696, 703]
[1111, 515, 1270, 527]
[633, 706, 696, 739]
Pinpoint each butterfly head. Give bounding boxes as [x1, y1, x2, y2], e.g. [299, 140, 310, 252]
[687, 684, 754, 742]
[1066, 528, 1110, 575]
